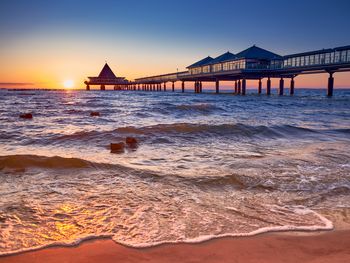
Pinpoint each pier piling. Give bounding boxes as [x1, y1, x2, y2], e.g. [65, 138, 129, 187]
[279, 78, 284, 95]
[290, 78, 295, 95]
[328, 72, 334, 97]
[238, 80, 241, 94]
[215, 80, 220, 94]
[242, 79, 246, 95]
[182, 81, 185, 93]
[258, 79, 262, 94]
[267, 78, 271, 95]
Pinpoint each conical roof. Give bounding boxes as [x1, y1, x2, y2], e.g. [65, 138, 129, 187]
[98, 63, 117, 79]
[208, 52, 236, 64]
[187, 56, 214, 68]
[235, 45, 282, 60]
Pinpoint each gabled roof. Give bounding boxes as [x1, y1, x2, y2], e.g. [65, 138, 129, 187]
[235, 45, 282, 60]
[209, 52, 236, 64]
[187, 56, 214, 68]
[98, 63, 117, 79]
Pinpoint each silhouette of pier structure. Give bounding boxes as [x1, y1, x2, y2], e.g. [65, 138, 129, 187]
[84, 63, 129, 90]
[85, 45, 350, 96]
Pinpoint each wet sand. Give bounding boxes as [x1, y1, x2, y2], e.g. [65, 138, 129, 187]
[1, 230, 350, 263]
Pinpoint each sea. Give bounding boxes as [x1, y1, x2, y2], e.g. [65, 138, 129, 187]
[0, 88, 349, 255]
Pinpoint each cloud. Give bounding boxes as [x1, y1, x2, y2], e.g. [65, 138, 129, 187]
[0, 82, 34, 86]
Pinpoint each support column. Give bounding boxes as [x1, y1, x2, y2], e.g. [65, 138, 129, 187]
[258, 79, 262, 94]
[100, 85, 105, 90]
[215, 80, 219, 94]
[172, 82, 175, 92]
[181, 81, 185, 93]
[279, 78, 284, 95]
[267, 77, 271, 95]
[241, 78, 246, 95]
[153, 84, 156, 91]
[86, 85, 90, 91]
[238, 80, 241, 94]
[327, 72, 334, 97]
[234, 81, 237, 94]
[199, 82, 203, 93]
[290, 77, 295, 95]
[163, 82, 167, 91]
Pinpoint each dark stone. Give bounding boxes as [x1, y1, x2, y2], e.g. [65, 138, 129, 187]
[126, 137, 137, 144]
[110, 142, 125, 153]
[19, 113, 33, 119]
[125, 137, 138, 149]
[90, 112, 100, 117]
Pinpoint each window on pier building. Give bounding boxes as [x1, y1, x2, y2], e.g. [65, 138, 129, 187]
[330, 52, 335, 63]
[310, 55, 315, 65]
[334, 51, 341, 63]
[213, 63, 222, 72]
[300, 56, 305, 66]
[320, 53, 326, 64]
[240, 60, 246, 69]
[347, 50, 350, 62]
[314, 54, 320, 65]
[305, 56, 310, 66]
[202, 65, 210, 73]
[340, 50, 347, 62]
[190, 68, 202, 75]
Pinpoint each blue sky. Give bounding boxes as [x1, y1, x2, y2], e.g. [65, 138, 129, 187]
[1, 0, 350, 88]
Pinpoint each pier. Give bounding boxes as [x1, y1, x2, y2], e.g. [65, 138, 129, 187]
[84, 63, 129, 90]
[85, 45, 350, 96]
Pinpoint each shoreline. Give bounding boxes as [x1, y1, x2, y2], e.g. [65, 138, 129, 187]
[1, 229, 350, 263]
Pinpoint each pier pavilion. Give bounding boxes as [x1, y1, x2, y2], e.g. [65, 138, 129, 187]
[84, 63, 129, 90]
[132, 45, 350, 96]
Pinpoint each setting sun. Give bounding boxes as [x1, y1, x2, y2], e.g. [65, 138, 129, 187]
[63, 79, 74, 89]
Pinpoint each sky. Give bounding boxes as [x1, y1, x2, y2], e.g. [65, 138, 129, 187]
[1, 0, 350, 89]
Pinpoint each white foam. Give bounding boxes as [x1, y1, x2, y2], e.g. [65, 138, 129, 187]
[112, 208, 333, 248]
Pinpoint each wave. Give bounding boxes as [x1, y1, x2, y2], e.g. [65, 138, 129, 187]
[0, 207, 333, 256]
[175, 103, 222, 113]
[113, 123, 319, 138]
[46, 122, 327, 148]
[0, 155, 98, 170]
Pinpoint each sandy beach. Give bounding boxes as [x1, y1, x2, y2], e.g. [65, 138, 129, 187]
[1, 230, 349, 263]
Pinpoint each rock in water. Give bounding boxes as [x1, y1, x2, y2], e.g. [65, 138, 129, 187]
[126, 137, 138, 148]
[110, 142, 125, 153]
[19, 113, 33, 119]
[90, 112, 100, 117]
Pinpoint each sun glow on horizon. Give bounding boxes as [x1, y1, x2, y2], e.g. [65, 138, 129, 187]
[63, 79, 74, 89]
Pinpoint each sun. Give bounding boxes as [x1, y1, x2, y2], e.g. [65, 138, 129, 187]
[63, 79, 74, 89]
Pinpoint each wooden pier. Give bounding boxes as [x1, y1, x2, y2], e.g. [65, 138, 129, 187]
[85, 45, 350, 96]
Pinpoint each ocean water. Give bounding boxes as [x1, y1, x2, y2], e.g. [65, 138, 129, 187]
[0, 88, 349, 255]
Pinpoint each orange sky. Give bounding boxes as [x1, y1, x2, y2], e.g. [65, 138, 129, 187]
[0, 35, 349, 90]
